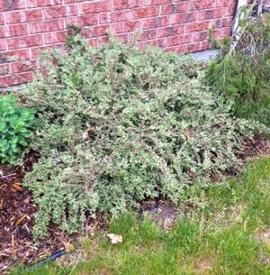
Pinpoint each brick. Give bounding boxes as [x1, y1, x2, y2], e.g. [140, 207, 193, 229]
[6, 11, 22, 24]
[165, 45, 188, 53]
[178, 44, 188, 54]
[99, 13, 111, 24]
[0, 64, 10, 75]
[187, 41, 209, 52]
[88, 38, 98, 47]
[92, 25, 110, 36]
[43, 6, 66, 18]
[9, 24, 28, 37]
[201, 6, 235, 21]
[161, 2, 189, 15]
[0, 0, 26, 11]
[111, 20, 141, 34]
[192, 31, 208, 42]
[170, 12, 198, 25]
[65, 15, 98, 26]
[122, 20, 141, 32]
[199, 9, 224, 20]
[113, 0, 139, 10]
[214, 17, 234, 28]
[133, 7, 158, 18]
[0, 75, 13, 88]
[187, 42, 200, 52]
[179, 33, 193, 44]
[35, 0, 63, 7]
[7, 34, 43, 50]
[29, 19, 64, 33]
[6, 10, 43, 23]
[111, 10, 133, 22]
[147, 0, 168, 4]
[0, 26, 8, 38]
[97, 35, 109, 45]
[189, 0, 216, 11]
[65, 4, 79, 16]
[15, 71, 34, 84]
[26, 0, 38, 8]
[0, 3, 4, 12]
[0, 72, 33, 87]
[215, 27, 232, 39]
[43, 31, 67, 44]
[0, 13, 4, 25]
[0, 38, 6, 51]
[30, 46, 53, 59]
[79, 15, 99, 26]
[27, 9, 44, 21]
[157, 25, 185, 38]
[141, 17, 159, 29]
[186, 21, 210, 33]
[165, 35, 180, 47]
[82, 1, 112, 14]
[64, 0, 82, 3]
[10, 61, 33, 73]
[139, 29, 157, 41]
[7, 49, 31, 60]
[216, 0, 237, 7]
[141, 16, 169, 29]
[115, 33, 128, 43]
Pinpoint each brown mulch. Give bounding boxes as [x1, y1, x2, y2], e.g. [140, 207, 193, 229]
[0, 153, 72, 274]
[0, 134, 269, 273]
[237, 132, 270, 159]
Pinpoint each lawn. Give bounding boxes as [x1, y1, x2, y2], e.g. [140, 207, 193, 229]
[13, 156, 270, 275]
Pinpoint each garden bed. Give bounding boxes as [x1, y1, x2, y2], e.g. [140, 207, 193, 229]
[1, 26, 270, 273]
[1, 134, 269, 273]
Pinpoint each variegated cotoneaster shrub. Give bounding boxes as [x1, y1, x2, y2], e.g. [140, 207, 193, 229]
[22, 34, 264, 238]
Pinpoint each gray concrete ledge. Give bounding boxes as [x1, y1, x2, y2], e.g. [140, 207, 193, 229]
[190, 49, 220, 61]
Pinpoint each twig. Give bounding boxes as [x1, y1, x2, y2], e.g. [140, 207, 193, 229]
[0, 173, 17, 179]
[257, 0, 265, 16]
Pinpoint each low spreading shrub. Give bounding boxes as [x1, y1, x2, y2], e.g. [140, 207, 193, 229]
[206, 10, 270, 125]
[22, 34, 264, 238]
[0, 94, 34, 164]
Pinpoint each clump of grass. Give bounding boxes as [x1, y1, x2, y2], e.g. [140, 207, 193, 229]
[206, 10, 270, 126]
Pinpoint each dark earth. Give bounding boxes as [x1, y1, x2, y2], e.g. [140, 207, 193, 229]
[0, 134, 270, 273]
[0, 153, 73, 273]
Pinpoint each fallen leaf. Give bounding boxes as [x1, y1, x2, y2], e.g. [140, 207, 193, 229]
[63, 242, 75, 253]
[11, 182, 23, 192]
[107, 234, 123, 244]
[16, 214, 28, 225]
[184, 129, 191, 141]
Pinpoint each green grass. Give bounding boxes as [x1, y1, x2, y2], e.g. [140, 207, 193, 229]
[13, 156, 270, 275]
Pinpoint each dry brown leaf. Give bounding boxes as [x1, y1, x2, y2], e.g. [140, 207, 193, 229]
[16, 214, 28, 225]
[63, 242, 75, 253]
[11, 182, 23, 192]
[184, 129, 191, 141]
[107, 234, 123, 244]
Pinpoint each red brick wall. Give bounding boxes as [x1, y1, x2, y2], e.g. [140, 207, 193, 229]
[0, 0, 237, 88]
[265, 0, 270, 7]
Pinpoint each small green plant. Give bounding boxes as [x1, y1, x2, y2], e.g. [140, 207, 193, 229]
[0, 94, 34, 164]
[206, 9, 270, 126]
